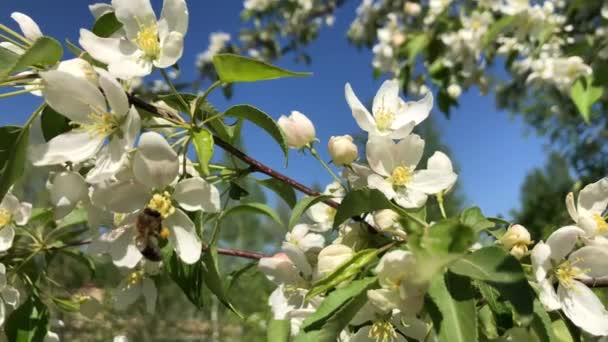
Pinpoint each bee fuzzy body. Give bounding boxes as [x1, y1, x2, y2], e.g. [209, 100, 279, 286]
[136, 208, 164, 262]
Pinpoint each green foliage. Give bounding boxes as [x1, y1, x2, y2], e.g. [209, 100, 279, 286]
[1, 37, 63, 80]
[5, 296, 49, 342]
[223, 202, 283, 225]
[460, 207, 495, 233]
[224, 104, 288, 161]
[91, 12, 122, 38]
[0, 125, 29, 201]
[267, 319, 290, 342]
[449, 246, 525, 283]
[40, 105, 71, 142]
[426, 272, 478, 342]
[201, 246, 243, 318]
[570, 76, 603, 124]
[163, 250, 206, 309]
[332, 188, 403, 229]
[288, 195, 332, 229]
[191, 127, 214, 176]
[212, 54, 311, 83]
[256, 178, 297, 208]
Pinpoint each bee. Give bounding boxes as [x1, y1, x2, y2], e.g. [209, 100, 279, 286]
[135, 207, 164, 262]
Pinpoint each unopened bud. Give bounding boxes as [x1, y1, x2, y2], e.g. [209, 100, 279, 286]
[277, 111, 316, 149]
[328, 135, 358, 166]
[404, 2, 422, 16]
[316, 244, 353, 278]
[447, 84, 462, 99]
[500, 224, 533, 259]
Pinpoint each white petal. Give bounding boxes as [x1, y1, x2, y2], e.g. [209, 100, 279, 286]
[409, 169, 457, 194]
[133, 132, 179, 189]
[386, 121, 415, 139]
[565, 192, 578, 222]
[159, 0, 188, 35]
[268, 286, 293, 320]
[345, 83, 375, 133]
[367, 288, 401, 313]
[91, 180, 150, 213]
[578, 178, 608, 214]
[399, 91, 433, 125]
[366, 136, 396, 176]
[0, 264, 6, 288]
[299, 232, 325, 252]
[13, 202, 31, 226]
[395, 133, 424, 169]
[110, 228, 142, 268]
[282, 242, 313, 278]
[372, 79, 400, 116]
[367, 174, 396, 200]
[166, 209, 201, 264]
[142, 278, 157, 314]
[155, 32, 184, 68]
[49, 172, 88, 220]
[114, 282, 141, 311]
[44, 331, 60, 342]
[558, 281, 608, 336]
[111, 0, 157, 40]
[428, 151, 454, 172]
[0, 42, 24, 55]
[394, 187, 428, 208]
[30, 131, 104, 166]
[97, 68, 129, 117]
[0, 301, 5, 327]
[1, 287, 19, 308]
[0, 195, 19, 214]
[538, 279, 561, 311]
[40, 70, 105, 122]
[531, 242, 552, 282]
[545, 226, 584, 262]
[173, 177, 220, 212]
[10, 12, 42, 41]
[258, 254, 301, 286]
[0, 227, 15, 252]
[569, 246, 608, 278]
[79, 29, 138, 65]
[108, 56, 153, 79]
[89, 3, 114, 20]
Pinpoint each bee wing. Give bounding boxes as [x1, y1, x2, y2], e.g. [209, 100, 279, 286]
[99, 225, 131, 243]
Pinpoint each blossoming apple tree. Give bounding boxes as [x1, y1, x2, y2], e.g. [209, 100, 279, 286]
[0, 0, 607, 341]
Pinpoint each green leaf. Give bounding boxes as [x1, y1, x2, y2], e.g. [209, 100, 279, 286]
[333, 188, 402, 229]
[476, 282, 513, 329]
[530, 300, 558, 342]
[52, 297, 80, 313]
[551, 319, 574, 342]
[257, 178, 297, 208]
[0, 47, 19, 79]
[12, 37, 63, 74]
[40, 105, 71, 142]
[405, 33, 429, 65]
[570, 76, 603, 124]
[57, 250, 96, 278]
[426, 272, 477, 342]
[479, 305, 499, 339]
[201, 246, 243, 318]
[483, 15, 516, 47]
[449, 246, 526, 283]
[92, 12, 123, 38]
[268, 319, 290, 342]
[0, 126, 29, 201]
[289, 195, 333, 230]
[212, 53, 311, 83]
[223, 202, 282, 225]
[301, 277, 377, 330]
[306, 247, 388, 299]
[5, 296, 49, 342]
[460, 206, 495, 232]
[224, 104, 288, 161]
[163, 250, 205, 309]
[191, 127, 214, 176]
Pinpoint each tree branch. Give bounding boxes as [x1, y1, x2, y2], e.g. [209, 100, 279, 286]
[579, 278, 608, 288]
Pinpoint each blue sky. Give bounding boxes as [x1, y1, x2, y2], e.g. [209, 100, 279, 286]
[0, 0, 550, 218]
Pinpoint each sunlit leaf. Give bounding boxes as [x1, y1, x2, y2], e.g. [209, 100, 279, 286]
[212, 53, 311, 83]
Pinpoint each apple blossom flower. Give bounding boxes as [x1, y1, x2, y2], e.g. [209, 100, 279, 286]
[79, 0, 188, 78]
[366, 135, 457, 208]
[0, 193, 31, 252]
[0, 12, 43, 54]
[328, 135, 358, 166]
[367, 250, 426, 314]
[315, 244, 354, 279]
[113, 269, 157, 314]
[307, 182, 344, 232]
[0, 263, 20, 326]
[92, 132, 220, 266]
[277, 111, 316, 149]
[49, 171, 89, 220]
[565, 177, 608, 246]
[345, 79, 432, 139]
[499, 224, 533, 259]
[370, 209, 407, 239]
[282, 224, 325, 278]
[427, 151, 457, 194]
[30, 69, 141, 183]
[531, 226, 608, 336]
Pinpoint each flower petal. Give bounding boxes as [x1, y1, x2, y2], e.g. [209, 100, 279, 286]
[395, 133, 424, 169]
[10, 12, 42, 41]
[159, 0, 188, 36]
[569, 246, 608, 279]
[386, 121, 415, 139]
[345, 83, 375, 133]
[109, 228, 142, 268]
[173, 177, 220, 212]
[114, 282, 141, 311]
[142, 278, 157, 314]
[0, 227, 15, 252]
[538, 279, 561, 311]
[394, 187, 428, 208]
[165, 209, 201, 264]
[155, 32, 184, 68]
[558, 281, 608, 336]
[367, 174, 396, 200]
[578, 178, 608, 214]
[111, 0, 156, 40]
[545, 225, 584, 262]
[409, 169, 457, 195]
[97, 68, 129, 117]
[79, 29, 138, 65]
[372, 79, 400, 116]
[565, 192, 578, 222]
[89, 3, 114, 20]
[91, 179, 150, 213]
[366, 136, 396, 176]
[30, 131, 104, 166]
[49, 171, 88, 220]
[531, 241, 552, 282]
[13, 200, 31, 226]
[399, 91, 433, 125]
[282, 242, 313, 278]
[133, 132, 179, 189]
[1, 287, 19, 308]
[40, 70, 106, 123]
[108, 55, 153, 78]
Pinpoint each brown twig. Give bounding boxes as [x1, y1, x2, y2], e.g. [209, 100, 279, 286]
[580, 278, 608, 288]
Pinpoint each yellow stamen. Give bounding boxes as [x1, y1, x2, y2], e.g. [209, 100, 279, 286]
[128, 271, 144, 286]
[390, 166, 412, 187]
[147, 191, 175, 219]
[160, 227, 170, 239]
[136, 23, 160, 60]
[113, 213, 126, 227]
[593, 213, 608, 234]
[72, 105, 119, 138]
[369, 320, 397, 342]
[0, 209, 11, 229]
[555, 257, 588, 289]
[375, 110, 395, 132]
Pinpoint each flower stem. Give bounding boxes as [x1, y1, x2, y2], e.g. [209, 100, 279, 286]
[199, 80, 222, 102]
[160, 68, 192, 122]
[309, 146, 347, 189]
[0, 87, 42, 99]
[0, 24, 30, 45]
[436, 192, 447, 219]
